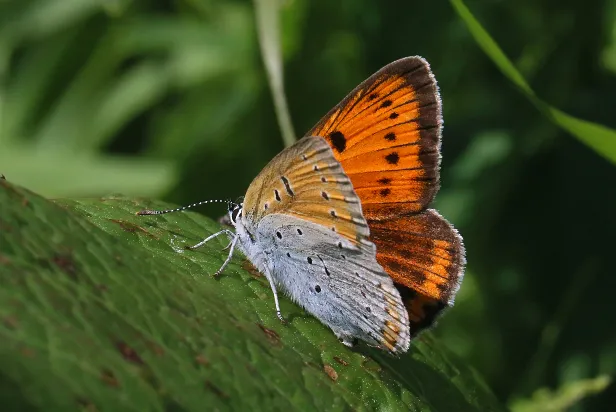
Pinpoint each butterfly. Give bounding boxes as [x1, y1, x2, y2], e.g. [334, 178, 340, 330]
[138, 56, 465, 354]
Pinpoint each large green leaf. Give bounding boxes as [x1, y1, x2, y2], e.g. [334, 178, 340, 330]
[0, 181, 503, 411]
[450, 0, 616, 165]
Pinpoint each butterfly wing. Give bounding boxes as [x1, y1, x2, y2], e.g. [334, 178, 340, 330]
[305, 57, 465, 337]
[242, 136, 409, 352]
[256, 213, 410, 353]
[369, 210, 465, 336]
[305, 56, 442, 220]
[243, 135, 369, 246]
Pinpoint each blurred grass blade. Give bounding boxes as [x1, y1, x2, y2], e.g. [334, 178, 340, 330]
[450, 0, 616, 165]
[34, 32, 124, 152]
[510, 375, 611, 412]
[253, 0, 296, 147]
[91, 62, 168, 148]
[0, 144, 177, 197]
[0, 32, 74, 146]
[7, 0, 101, 43]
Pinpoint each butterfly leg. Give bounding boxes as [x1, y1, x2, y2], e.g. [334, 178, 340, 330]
[213, 235, 239, 277]
[263, 267, 287, 324]
[187, 229, 235, 250]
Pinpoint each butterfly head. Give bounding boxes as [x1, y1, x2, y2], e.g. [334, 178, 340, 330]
[228, 201, 243, 225]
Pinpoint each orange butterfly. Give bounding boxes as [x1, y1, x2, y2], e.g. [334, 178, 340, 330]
[140, 57, 465, 352]
[306, 57, 465, 339]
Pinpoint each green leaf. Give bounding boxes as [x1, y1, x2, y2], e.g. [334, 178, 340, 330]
[0, 181, 504, 411]
[450, 0, 616, 165]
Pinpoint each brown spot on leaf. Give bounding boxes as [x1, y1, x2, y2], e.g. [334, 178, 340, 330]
[258, 323, 281, 346]
[110, 219, 155, 238]
[323, 364, 338, 381]
[115, 341, 144, 365]
[0, 221, 11, 233]
[101, 369, 119, 387]
[195, 355, 209, 367]
[111, 219, 138, 232]
[3, 315, 18, 329]
[242, 260, 262, 278]
[245, 362, 258, 376]
[20, 346, 35, 357]
[333, 356, 349, 366]
[205, 381, 229, 399]
[76, 397, 99, 412]
[146, 341, 164, 356]
[52, 253, 77, 280]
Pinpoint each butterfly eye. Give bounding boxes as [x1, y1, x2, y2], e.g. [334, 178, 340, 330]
[231, 206, 242, 223]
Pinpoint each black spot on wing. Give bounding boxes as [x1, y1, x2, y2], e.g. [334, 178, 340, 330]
[281, 176, 294, 196]
[385, 152, 399, 165]
[329, 131, 347, 153]
[384, 132, 396, 141]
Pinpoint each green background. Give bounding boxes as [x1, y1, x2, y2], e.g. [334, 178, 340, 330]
[1, 0, 615, 410]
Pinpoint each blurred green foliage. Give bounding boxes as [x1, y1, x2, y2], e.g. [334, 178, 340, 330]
[1, 0, 615, 410]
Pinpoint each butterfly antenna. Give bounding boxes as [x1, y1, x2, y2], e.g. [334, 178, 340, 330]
[136, 199, 229, 216]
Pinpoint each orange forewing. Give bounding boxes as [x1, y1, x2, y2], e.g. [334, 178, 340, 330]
[305, 57, 441, 221]
[305, 57, 465, 336]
